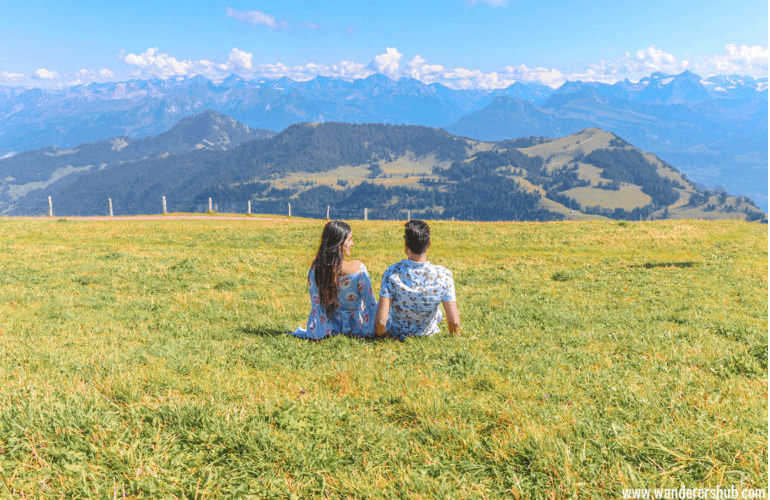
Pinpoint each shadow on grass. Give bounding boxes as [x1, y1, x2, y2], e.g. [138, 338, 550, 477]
[630, 261, 698, 269]
[240, 325, 401, 343]
[239, 325, 287, 337]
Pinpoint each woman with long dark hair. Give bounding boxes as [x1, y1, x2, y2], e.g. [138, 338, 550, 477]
[289, 221, 378, 339]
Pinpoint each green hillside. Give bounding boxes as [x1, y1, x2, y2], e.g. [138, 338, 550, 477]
[192, 125, 767, 222]
[0, 218, 766, 498]
[7, 121, 765, 222]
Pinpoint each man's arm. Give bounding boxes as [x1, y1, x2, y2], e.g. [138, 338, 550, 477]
[375, 297, 391, 338]
[443, 301, 460, 336]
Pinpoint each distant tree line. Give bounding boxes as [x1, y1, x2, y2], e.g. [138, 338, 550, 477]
[248, 175, 558, 221]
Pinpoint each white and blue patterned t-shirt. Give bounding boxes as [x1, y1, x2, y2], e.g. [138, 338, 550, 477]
[379, 259, 456, 338]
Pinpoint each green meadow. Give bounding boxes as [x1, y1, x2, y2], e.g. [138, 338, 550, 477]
[0, 217, 766, 499]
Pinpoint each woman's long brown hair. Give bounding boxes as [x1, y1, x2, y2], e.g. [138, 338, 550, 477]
[312, 220, 351, 316]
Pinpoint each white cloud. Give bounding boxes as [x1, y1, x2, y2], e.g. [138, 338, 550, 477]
[76, 43, 769, 91]
[122, 47, 252, 79]
[374, 44, 767, 89]
[120, 46, 372, 82]
[33, 68, 60, 80]
[407, 55, 445, 83]
[0, 71, 24, 82]
[696, 44, 768, 77]
[226, 7, 276, 28]
[76, 68, 115, 79]
[67, 68, 117, 86]
[574, 44, 768, 83]
[499, 64, 566, 87]
[225, 7, 291, 30]
[228, 48, 253, 71]
[251, 60, 370, 81]
[586, 46, 687, 82]
[371, 47, 402, 78]
[405, 55, 565, 89]
[122, 48, 201, 78]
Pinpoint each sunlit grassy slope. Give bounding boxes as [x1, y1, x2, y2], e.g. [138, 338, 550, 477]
[0, 218, 766, 498]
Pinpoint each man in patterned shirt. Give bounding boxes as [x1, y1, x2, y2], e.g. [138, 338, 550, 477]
[375, 220, 461, 339]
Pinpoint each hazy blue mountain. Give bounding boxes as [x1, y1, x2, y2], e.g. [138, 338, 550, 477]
[0, 111, 270, 212]
[0, 70, 766, 207]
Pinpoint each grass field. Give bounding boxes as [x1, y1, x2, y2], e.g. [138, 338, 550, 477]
[0, 217, 766, 498]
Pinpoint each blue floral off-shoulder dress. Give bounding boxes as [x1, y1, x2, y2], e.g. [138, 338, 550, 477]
[289, 263, 378, 339]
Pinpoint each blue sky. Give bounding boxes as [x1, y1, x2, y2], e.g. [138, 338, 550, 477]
[2, 0, 767, 89]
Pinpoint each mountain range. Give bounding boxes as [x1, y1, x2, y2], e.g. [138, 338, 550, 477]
[0, 111, 763, 223]
[0, 71, 766, 209]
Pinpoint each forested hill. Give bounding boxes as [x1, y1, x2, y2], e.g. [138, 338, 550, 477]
[222, 122, 471, 178]
[0, 116, 764, 222]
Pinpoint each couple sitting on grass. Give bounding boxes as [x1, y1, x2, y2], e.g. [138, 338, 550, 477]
[289, 219, 461, 340]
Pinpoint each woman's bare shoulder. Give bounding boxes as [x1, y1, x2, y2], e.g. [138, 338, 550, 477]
[341, 260, 364, 275]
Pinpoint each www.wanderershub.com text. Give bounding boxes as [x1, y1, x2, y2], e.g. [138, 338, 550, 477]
[622, 486, 766, 499]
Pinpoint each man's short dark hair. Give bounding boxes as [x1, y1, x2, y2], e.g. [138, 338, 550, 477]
[404, 220, 430, 255]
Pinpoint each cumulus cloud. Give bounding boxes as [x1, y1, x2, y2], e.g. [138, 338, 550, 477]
[227, 48, 253, 71]
[119, 46, 372, 82]
[67, 68, 117, 86]
[33, 68, 60, 80]
[406, 56, 445, 83]
[500, 64, 566, 87]
[404, 54, 565, 89]
[574, 44, 768, 83]
[122, 48, 191, 78]
[252, 60, 370, 81]
[370, 47, 402, 78]
[75, 68, 115, 79]
[108, 43, 768, 91]
[121, 48, 226, 79]
[696, 44, 768, 77]
[373, 44, 766, 89]
[578, 46, 686, 83]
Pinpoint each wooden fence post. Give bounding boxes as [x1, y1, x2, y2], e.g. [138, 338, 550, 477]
[247, 200, 252, 215]
[407, 210, 411, 221]
[364, 208, 368, 221]
[208, 197, 213, 213]
[48, 196, 53, 217]
[326, 205, 330, 220]
[108, 198, 113, 217]
[162, 196, 167, 214]
[288, 203, 292, 218]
